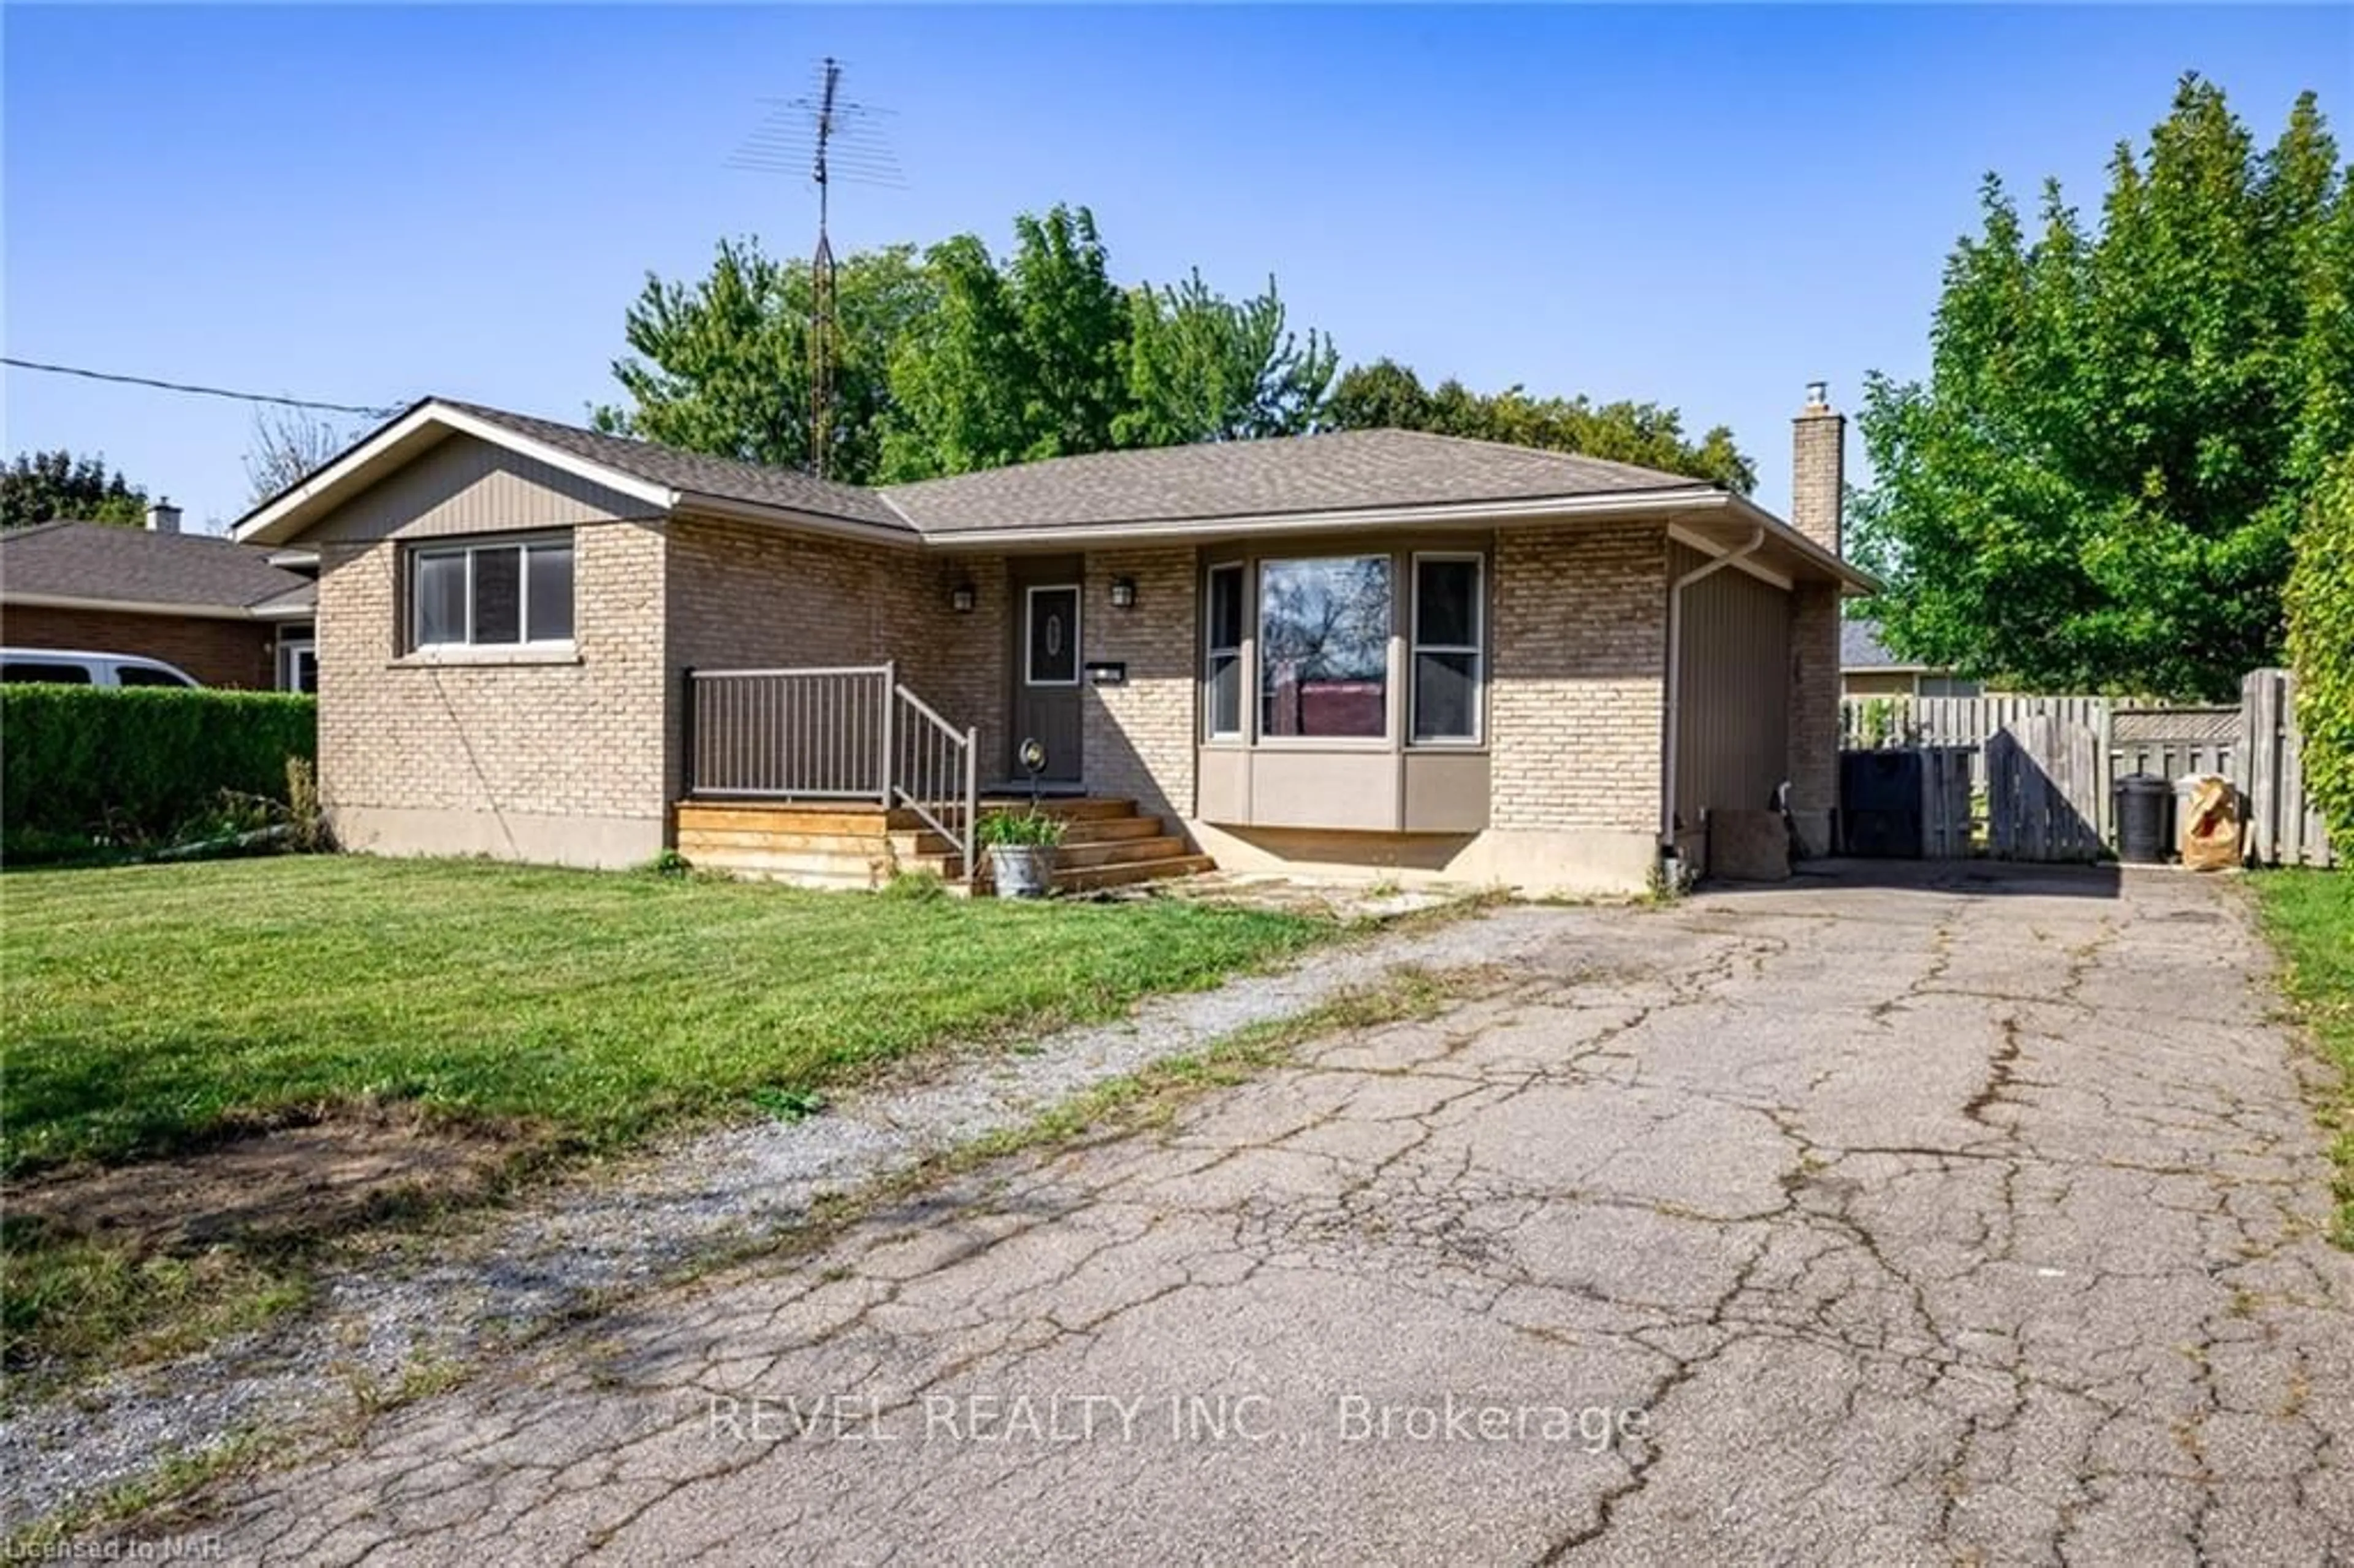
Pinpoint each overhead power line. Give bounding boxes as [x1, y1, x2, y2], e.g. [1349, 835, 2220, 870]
[1, 356, 403, 419]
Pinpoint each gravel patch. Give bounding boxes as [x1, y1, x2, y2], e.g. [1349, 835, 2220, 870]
[0, 901, 1558, 1531]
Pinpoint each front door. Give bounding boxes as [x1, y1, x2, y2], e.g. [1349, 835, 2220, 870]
[1010, 565, 1084, 786]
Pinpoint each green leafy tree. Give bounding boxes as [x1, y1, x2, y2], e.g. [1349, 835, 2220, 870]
[595, 238, 931, 484]
[1117, 270, 1336, 446]
[1323, 360, 1756, 492]
[2, 450, 148, 529]
[2287, 451, 2354, 844]
[1851, 77, 2352, 699]
[881, 206, 1132, 480]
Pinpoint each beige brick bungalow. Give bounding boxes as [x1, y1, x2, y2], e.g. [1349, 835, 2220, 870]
[233, 389, 1869, 895]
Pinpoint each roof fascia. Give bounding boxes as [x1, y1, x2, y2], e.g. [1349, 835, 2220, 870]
[913, 487, 1724, 550]
[2, 591, 263, 622]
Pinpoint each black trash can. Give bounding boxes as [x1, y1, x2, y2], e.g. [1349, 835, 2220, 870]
[2114, 773, 2170, 864]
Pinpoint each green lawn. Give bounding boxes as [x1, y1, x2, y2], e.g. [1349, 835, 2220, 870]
[2251, 869, 2354, 1247]
[1, 856, 1327, 1175]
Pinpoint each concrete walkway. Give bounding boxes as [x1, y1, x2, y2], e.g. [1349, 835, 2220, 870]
[147, 864, 2353, 1564]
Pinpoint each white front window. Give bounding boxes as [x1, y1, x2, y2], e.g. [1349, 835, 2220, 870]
[409, 535, 574, 650]
[1410, 554, 1483, 743]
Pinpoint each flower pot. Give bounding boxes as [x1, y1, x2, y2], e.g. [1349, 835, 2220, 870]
[988, 844, 1056, 899]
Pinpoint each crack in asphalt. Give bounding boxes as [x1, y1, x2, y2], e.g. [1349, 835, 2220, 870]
[70, 867, 2354, 1566]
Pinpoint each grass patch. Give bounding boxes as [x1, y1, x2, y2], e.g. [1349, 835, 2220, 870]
[2, 856, 1328, 1173]
[2250, 868, 2354, 1247]
[1, 856, 1329, 1379]
[1, 1219, 309, 1380]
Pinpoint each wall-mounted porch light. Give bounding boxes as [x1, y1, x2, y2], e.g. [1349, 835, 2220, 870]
[1109, 576, 1137, 611]
[951, 580, 977, 614]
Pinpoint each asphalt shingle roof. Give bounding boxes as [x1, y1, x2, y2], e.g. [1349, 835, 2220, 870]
[1840, 618, 1913, 669]
[443, 401, 910, 532]
[879, 428, 1707, 535]
[1, 520, 315, 612]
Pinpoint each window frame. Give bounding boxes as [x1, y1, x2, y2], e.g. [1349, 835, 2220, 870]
[1255, 552, 1395, 748]
[407, 532, 575, 653]
[1202, 562, 1245, 741]
[1409, 550, 1485, 746]
[277, 636, 318, 693]
[1021, 583, 1082, 688]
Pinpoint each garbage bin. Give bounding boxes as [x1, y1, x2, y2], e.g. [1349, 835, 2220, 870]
[2114, 773, 2170, 864]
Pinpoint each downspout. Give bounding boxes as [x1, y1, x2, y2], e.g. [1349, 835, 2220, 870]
[1660, 525, 1767, 870]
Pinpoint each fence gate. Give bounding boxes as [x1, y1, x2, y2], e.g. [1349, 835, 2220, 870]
[1986, 713, 2105, 861]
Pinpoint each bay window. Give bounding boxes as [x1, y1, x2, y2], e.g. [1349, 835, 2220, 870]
[1259, 555, 1391, 739]
[409, 535, 574, 650]
[1411, 554, 1484, 742]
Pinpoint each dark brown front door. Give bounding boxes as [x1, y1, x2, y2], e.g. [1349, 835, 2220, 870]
[1009, 562, 1083, 785]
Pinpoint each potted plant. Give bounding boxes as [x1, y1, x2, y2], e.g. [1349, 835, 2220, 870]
[977, 809, 1065, 899]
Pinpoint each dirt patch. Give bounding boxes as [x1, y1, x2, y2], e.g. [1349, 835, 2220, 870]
[6, 1116, 525, 1255]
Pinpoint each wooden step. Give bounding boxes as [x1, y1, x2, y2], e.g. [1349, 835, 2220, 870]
[682, 827, 897, 856]
[1051, 834, 1187, 869]
[1057, 815, 1165, 845]
[1054, 855, 1216, 892]
[684, 845, 892, 881]
[677, 802, 913, 835]
[977, 797, 1137, 821]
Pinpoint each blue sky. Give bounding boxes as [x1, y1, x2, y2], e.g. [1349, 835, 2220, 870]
[6, 5, 2348, 532]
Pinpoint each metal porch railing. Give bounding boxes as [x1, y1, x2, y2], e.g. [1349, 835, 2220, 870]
[683, 662, 979, 881]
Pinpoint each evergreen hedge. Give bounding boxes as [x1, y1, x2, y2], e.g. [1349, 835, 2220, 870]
[2287, 452, 2354, 848]
[1, 685, 317, 848]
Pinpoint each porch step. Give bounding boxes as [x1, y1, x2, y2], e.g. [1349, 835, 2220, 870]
[1049, 854, 1217, 892]
[978, 797, 1137, 821]
[674, 794, 1211, 894]
[677, 802, 918, 835]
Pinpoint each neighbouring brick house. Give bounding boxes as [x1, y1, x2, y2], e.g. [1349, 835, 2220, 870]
[1, 508, 318, 689]
[232, 387, 1867, 894]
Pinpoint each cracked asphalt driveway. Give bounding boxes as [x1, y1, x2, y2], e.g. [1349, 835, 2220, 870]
[162, 864, 2353, 1565]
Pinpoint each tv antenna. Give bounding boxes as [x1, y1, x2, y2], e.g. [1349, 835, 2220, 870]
[726, 58, 904, 479]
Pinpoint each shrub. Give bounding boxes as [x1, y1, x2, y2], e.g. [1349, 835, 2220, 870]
[977, 809, 1065, 848]
[1, 686, 317, 852]
[2287, 451, 2354, 847]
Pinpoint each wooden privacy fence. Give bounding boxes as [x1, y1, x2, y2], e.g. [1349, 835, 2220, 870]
[1839, 671, 2335, 866]
[1984, 714, 2104, 861]
[2241, 669, 2337, 867]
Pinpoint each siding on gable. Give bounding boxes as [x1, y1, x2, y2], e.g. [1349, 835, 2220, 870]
[307, 433, 652, 546]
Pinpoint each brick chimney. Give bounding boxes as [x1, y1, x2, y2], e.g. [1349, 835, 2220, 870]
[145, 500, 182, 535]
[1791, 381, 1843, 557]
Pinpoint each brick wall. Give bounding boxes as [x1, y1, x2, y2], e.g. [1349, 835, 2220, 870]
[663, 518, 1004, 793]
[1785, 580, 1841, 853]
[1490, 522, 1667, 832]
[317, 520, 669, 828]
[1083, 547, 1196, 820]
[2, 604, 277, 688]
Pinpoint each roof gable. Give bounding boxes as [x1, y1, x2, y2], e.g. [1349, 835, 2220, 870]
[235, 398, 907, 546]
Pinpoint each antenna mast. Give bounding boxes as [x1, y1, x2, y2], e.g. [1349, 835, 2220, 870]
[808, 58, 840, 478]
[726, 59, 904, 480]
